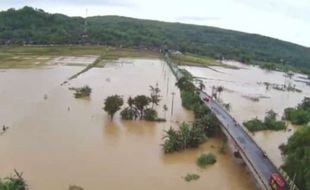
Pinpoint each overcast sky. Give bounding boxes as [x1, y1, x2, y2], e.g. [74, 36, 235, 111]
[1, 0, 310, 47]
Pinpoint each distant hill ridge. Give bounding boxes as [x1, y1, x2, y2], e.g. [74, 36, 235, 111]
[1, 6, 310, 69]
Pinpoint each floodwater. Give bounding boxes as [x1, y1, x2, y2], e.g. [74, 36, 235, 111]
[183, 60, 310, 166]
[0, 59, 253, 190]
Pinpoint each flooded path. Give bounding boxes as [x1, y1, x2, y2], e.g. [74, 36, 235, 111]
[1, 59, 253, 190]
[183, 61, 310, 166]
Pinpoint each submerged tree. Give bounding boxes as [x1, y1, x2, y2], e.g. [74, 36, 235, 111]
[73, 85, 92, 98]
[103, 95, 124, 120]
[149, 83, 161, 108]
[0, 170, 27, 190]
[133, 95, 150, 119]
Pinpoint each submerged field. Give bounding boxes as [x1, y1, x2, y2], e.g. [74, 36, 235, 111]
[0, 53, 254, 190]
[0, 46, 160, 68]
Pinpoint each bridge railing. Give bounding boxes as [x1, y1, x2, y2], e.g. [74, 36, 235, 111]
[278, 168, 299, 190]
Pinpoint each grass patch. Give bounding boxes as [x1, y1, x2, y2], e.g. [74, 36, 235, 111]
[184, 173, 200, 182]
[196, 153, 217, 168]
[171, 53, 218, 67]
[218, 139, 227, 154]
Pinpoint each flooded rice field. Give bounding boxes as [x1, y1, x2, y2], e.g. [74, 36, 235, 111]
[0, 58, 253, 190]
[183, 60, 310, 166]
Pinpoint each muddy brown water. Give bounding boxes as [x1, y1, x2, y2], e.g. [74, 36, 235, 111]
[183, 60, 310, 167]
[0, 59, 253, 190]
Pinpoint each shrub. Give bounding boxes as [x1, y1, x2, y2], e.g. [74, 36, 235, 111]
[243, 112, 286, 132]
[74, 85, 91, 98]
[0, 171, 27, 190]
[120, 107, 138, 120]
[184, 174, 200, 182]
[162, 122, 207, 153]
[196, 153, 216, 168]
[143, 108, 158, 121]
[180, 90, 200, 110]
[283, 98, 310, 125]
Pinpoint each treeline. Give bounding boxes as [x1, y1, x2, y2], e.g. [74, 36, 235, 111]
[162, 69, 218, 153]
[1, 7, 310, 70]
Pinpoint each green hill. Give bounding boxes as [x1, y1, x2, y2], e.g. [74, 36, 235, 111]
[1, 6, 310, 70]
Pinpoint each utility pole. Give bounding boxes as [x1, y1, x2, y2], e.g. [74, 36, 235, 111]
[171, 92, 175, 120]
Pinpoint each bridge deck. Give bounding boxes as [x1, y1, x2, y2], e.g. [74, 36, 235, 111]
[199, 92, 277, 189]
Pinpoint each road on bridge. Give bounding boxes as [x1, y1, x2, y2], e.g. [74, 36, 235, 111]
[199, 91, 279, 189]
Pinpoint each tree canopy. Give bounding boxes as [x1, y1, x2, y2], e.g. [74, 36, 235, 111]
[281, 126, 310, 190]
[103, 95, 124, 120]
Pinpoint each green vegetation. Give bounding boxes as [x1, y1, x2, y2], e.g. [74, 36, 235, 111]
[68, 185, 84, 190]
[196, 153, 217, 168]
[180, 90, 201, 110]
[218, 139, 227, 154]
[259, 62, 277, 71]
[133, 95, 151, 119]
[184, 174, 200, 182]
[162, 122, 207, 153]
[103, 95, 124, 120]
[2, 7, 310, 72]
[118, 84, 165, 121]
[243, 110, 286, 132]
[0, 170, 27, 190]
[71, 85, 92, 98]
[284, 97, 310, 125]
[143, 108, 158, 121]
[162, 69, 218, 153]
[281, 126, 310, 190]
[171, 53, 218, 67]
[149, 83, 161, 108]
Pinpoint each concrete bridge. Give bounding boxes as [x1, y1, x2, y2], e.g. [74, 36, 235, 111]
[165, 55, 299, 190]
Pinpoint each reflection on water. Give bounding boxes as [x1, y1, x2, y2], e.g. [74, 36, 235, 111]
[183, 60, 310, 166]
[1, 59, 253, 190]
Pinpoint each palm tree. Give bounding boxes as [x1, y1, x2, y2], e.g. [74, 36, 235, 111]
[149, 83, 161, 108]
[127, 96, 134, 108]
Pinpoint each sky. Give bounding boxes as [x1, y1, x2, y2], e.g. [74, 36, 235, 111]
[1, 0, 310, 47]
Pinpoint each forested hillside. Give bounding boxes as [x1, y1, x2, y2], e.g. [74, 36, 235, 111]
[1, 7, 310, 69]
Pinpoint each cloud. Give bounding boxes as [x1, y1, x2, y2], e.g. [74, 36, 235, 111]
[233, 0, 310, 21]
[176, 16, 221, 22]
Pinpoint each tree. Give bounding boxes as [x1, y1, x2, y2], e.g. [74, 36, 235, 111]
[283, 98, 310, 125]
[149, 83, 161, 108]
[281, 126, 310, 190]
[103, 95, 123, 120]
[143, 108, 158, 121]
[127, 96, 134, 108]
[216, 86, 224, 98]
[133, 95, 150, 119]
